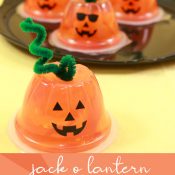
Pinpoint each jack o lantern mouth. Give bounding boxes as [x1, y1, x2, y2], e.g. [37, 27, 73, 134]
[37, 3, 57, 10]
[52, 121, 87, 136]
[122, 7, 141, 14]
[75, 28, 97, 38]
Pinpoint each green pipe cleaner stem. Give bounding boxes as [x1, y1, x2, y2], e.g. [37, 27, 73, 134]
[20, 18, 76, 81]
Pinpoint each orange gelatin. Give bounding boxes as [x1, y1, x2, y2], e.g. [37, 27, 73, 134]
[53, 0, 124, 51]
[110, 0, 159, 23]
[23, 0, 69, 22]
[15, 64, 111, 152]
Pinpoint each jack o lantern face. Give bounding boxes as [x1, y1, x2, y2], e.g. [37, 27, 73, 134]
[110, 0, 159, 22]
[37, 0, 57, 11]
[52, 101, 87, 136]
[24, 0, 69, 21]
[75, 13, 99, 38]
[122, 0, 141, 14]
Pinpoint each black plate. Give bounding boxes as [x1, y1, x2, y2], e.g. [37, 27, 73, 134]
[1, 0, 175, 65]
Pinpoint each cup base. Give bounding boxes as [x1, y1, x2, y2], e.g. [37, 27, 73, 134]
[49, 30, 131, 55]
[9, 112, 116, 153]
[116, 8, 169, 26]
[16, 3, 62, 23]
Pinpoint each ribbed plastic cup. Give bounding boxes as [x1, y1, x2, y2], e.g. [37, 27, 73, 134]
[15, 64, 111, 152]
[49, 0, 129, 54]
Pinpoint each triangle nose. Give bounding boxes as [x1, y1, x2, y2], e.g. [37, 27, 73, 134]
[84, 22, 89, 28]
[65, 113, 75, 121]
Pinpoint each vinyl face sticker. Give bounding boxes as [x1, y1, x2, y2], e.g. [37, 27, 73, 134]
[75, 13, 99, 38]
[122, 0, 141, 14]
[37, 0, 57, 11]
[52, 101, 87, 136]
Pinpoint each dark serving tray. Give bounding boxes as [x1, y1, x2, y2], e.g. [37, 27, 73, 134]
[0, 0, 175, 65]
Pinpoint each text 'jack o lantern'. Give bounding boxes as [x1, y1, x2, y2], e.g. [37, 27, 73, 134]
[23, 0, 69, 22]
[110, 0, 159, 23]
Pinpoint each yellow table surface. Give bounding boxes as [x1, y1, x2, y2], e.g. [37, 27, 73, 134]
[1, 0, 175, 153]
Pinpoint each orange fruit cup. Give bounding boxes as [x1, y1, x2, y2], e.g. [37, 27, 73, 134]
[14, 64, 111, 153]
[49, 0, 130, 55]
[17, 0, 69, 23]
[110, 0, 163, 25]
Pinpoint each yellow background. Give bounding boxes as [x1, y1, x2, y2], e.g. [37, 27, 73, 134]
[1, 0, 175, 153]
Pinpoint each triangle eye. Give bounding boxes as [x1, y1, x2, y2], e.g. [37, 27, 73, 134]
[76, 101, 85, 109]
[53, 102, 62, 111]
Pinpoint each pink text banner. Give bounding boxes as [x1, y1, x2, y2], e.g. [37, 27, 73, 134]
[0, 154, 174, 175]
